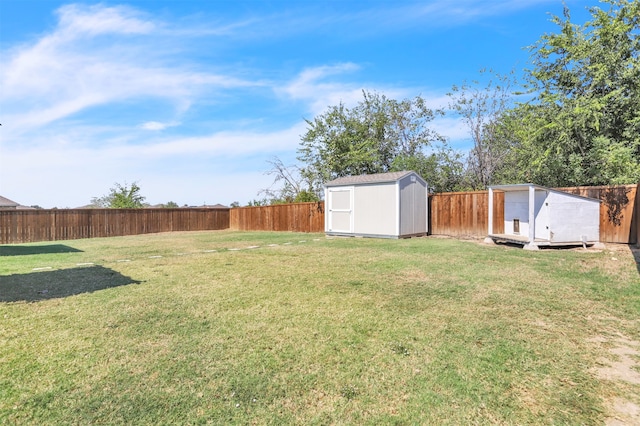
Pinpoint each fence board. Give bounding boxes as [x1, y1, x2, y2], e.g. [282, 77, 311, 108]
[229, 202, 325, 233]
[0, 208, 230, 244]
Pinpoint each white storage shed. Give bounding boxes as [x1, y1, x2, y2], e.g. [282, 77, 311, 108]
[485, 184, 601, 250]
[324, 171, 428, 238]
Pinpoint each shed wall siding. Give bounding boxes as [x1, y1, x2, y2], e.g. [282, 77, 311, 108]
[353, 183, 397, 236]
[547, 191, 599, 242]
[399, 177, 427, 236]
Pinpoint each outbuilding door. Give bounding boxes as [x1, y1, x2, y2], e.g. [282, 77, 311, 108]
[327, 187, 354, 234]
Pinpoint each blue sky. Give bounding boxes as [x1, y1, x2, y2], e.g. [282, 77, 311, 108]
[0, 0, 595, 208]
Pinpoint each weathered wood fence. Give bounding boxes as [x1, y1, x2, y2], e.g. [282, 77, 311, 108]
[0, 209, 230, 244]
[229, 202, 324, 233]
[1, 185, 637, 244]
[429, 190, 506, 237]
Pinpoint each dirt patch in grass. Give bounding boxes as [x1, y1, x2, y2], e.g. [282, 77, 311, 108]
[589, 333, 640, 425]
[606, 398, 640, 426]
[595, 338, 640, 385]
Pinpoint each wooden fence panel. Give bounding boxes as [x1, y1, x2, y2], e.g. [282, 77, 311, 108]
[429, 191, 504, 237]
[0, 209, 230, 244]
[229, 202, 324, 233]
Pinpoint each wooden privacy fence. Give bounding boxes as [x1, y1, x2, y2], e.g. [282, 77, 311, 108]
[230, 202, 325, 233]
[429, 184, 639, 244]
[429, 191, 505, 237]
[1, 185, 637, 244]
[0, 208, 230, 244]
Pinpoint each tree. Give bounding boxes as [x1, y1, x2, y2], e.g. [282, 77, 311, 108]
[91, 182, 146, 208]
[511, 0, 640, 186]
[246, 198, 269, 207]
[391, 147, 466, 193]
[449, 70, 518, 189]
[298, 90, 455, 193]
[163, 201, 179, 208]
[259, 156, 320, 203]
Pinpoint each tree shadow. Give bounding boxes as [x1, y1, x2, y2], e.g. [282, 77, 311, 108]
[0, 244, 83, 256]
[601, 186, 632, 227]
[0, 265, 142, 303]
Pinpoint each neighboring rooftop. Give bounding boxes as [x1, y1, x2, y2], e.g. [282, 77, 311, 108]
[0, 195, 19, 209]
[0, 195, 35, 209]
[200, 204, 229, 209]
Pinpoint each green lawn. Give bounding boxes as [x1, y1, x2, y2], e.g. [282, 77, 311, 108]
[1, 231, 639, 424]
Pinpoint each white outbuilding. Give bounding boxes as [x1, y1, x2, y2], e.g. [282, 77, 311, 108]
[485, 183, 601, 250]
[324, 171, 428, 238]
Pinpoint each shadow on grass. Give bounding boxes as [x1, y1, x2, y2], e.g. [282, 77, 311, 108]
[631, 245, 640, 276]
[0, 244, 83, 256]
[0, 265, 141, 303]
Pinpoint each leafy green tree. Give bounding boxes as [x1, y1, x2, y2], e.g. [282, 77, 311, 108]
[391, 148, 466, 193]
[293, 190, 320, 203]
[91, 182, 146, 208]
[512, 0, 640, 186]
[298, 90, 453, 192]
[246, 198, 269, 207]
[163, 201, 179, 208]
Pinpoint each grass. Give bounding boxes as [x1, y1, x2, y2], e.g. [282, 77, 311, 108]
[1, 230, 639, 424]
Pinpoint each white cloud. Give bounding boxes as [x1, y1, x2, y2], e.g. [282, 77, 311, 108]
[0, 4, 263, 138]
[286, 63, 360, 94]
[127, 123, 307, 158]
[278, 63, 364, 115]
[56, 4, 155, 37]
[362, 0, 560, 29]
[140, 121, 181, 131]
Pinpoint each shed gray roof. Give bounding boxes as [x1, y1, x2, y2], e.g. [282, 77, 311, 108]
[324, 171, 419, 187]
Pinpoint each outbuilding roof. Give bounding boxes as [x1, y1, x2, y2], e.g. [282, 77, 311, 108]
[324, 171, 420, 187]
[488, 183, 601, 202]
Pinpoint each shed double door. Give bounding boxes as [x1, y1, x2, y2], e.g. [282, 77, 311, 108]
[327, 187, 354, 234]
